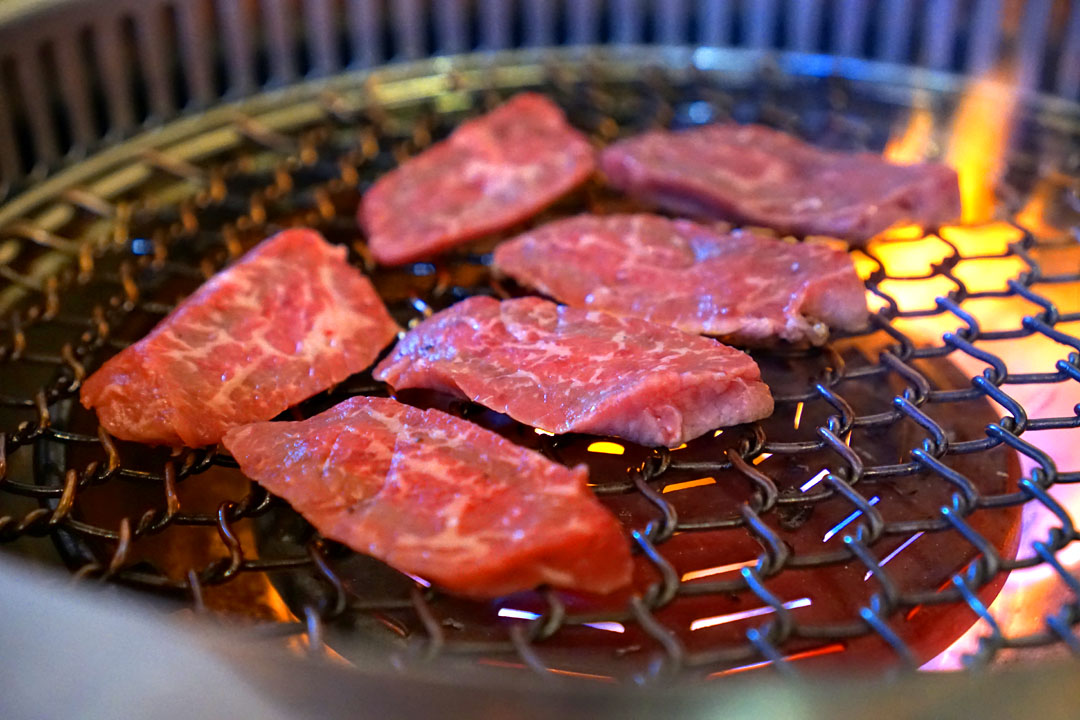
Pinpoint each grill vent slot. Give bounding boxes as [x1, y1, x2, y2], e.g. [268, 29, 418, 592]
[0, 1, 1077, 199]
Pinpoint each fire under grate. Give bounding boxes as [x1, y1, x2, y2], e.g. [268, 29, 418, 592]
[0, 49, 1078, 683]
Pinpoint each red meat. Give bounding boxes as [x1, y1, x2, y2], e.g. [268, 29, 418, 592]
[492, 214, 868, 345]
[375, 296, 773, 447]
[359, 93, 595, 266]
[223, 396, 633, 598]
[81, 229, 399, 447]
[599, 124, 961, 242]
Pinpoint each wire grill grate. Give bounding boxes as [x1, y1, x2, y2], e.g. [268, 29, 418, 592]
[0, 50, 1078, 682]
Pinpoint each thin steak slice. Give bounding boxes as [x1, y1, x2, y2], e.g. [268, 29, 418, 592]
[223, 396, 633, 598]
[374, 296, 774, 447]
[81, 229, 400, 447]
[359, 93, 595, 266]
[492, 214, 868, 345]
[599, 123, 961, 242]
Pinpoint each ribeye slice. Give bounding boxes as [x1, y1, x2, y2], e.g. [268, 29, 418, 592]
[599, 124, 960, 242]
[374, 296, 773, 447]
[81, 229, 399, 447]
[492, 214, 867, 345]
[223, 396, 632, 598]
[359, 93, 595, 266]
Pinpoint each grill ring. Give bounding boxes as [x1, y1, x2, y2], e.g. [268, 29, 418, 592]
[1, 47, 1077, 682]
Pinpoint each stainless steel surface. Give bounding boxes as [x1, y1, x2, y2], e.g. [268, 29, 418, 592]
[4, 554, 1080, 720]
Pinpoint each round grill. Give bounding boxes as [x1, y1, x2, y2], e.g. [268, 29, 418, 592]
[1, 46, 1079, 684]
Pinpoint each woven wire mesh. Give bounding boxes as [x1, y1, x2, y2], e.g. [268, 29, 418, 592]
[0, 50, 1078, 682]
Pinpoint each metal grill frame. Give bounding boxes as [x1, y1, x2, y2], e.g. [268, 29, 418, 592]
[0, 47, 1079, 683]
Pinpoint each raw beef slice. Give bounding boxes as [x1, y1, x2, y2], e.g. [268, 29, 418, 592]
[223, 396, 633, 598]
[493, 214, 868, 345]
[374, 296, 773, 447]
[81, 229, 400, 447]
[359, 93, 595, 266]
[600, 123, 961, 242]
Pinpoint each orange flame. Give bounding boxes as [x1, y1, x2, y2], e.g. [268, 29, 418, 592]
[878, 70, 1080, 671]
[945, 71, 1018, 223]
[884, 95, 933, 165]
[1015, 179, 1061, 237]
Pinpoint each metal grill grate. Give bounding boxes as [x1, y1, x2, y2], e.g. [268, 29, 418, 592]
[0, 49, 1078, 682]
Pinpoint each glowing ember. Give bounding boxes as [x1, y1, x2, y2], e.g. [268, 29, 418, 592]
[582, 622, 626, 633]
[708, 644, 846, 677]
[690, 597, 812, 631]
[587, 441, 625, 455]
[663, 477, 716, 493]
[477, 659, 616, 682]
[404, 572, 431, 588]
[498, 608, 539, 620]
[864, 533, 925, 582]
[498, 608, 625, 633]
[800, 468, 830, 492]
[681, 560, 758, 582]
[822, 497, 881, 542]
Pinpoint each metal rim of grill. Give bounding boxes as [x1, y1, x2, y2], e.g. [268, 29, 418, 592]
[0, 44, 1079, 686]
